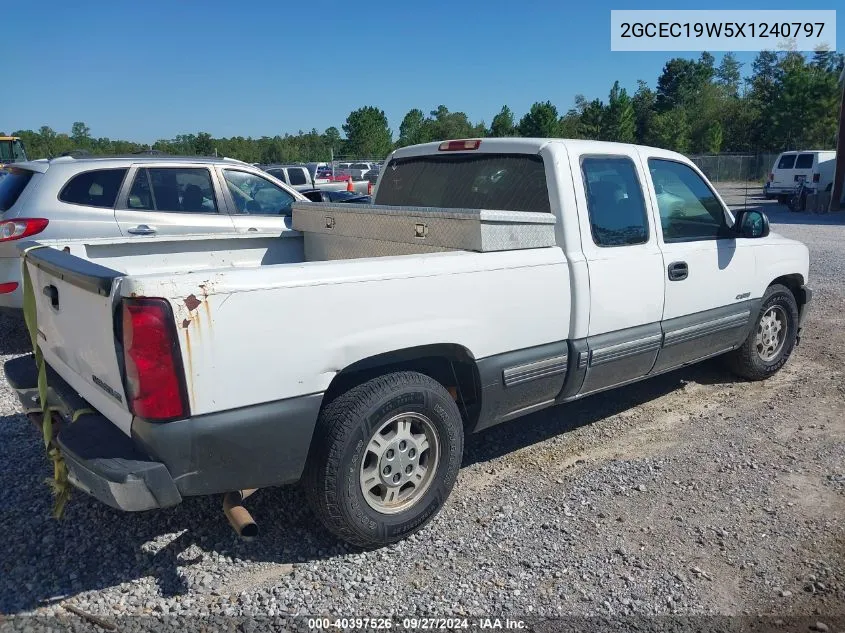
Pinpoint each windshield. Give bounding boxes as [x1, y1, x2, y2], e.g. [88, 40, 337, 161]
[375, 153, 550, 213]
[0, 141, 11, 163]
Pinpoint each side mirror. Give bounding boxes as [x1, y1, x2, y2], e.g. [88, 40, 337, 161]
[734, 209, 770, 238]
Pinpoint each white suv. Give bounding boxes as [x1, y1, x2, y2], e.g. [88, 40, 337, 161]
[0, 154, 303, 310]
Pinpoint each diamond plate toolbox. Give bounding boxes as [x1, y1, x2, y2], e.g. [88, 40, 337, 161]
[291, 202, 556, 261]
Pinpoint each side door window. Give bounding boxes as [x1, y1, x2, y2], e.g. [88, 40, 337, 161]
[573, 154, 664, 396]
[115, 166, 236, 236]
[581, 157, 649, 247]
[221, 169, 298, 234]
[648, 159, 729, 243]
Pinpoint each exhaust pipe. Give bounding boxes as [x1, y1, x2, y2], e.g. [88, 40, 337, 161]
[222, 489, 258, 540]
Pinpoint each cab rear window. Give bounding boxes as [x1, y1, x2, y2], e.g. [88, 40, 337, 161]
[375, 153, 551, 213]
[0, 168, 34, 212]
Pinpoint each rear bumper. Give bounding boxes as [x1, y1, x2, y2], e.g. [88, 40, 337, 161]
[4, 354, 323, 511]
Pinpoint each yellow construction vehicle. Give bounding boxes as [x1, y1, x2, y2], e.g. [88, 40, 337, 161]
[0, 136, 28, 167]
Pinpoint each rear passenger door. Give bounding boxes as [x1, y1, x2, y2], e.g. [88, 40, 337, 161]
[114, 165, 236, 237]
[643, 155, 756, 373]
[573, 151, 665, 395]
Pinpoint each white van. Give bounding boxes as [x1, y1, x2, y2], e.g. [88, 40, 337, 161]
[764, 150, 836, 201]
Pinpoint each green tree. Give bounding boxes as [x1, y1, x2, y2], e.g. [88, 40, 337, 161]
[195, 132, 214, 155]
[655, 53, 715, 111]
[343, 106, 392, 158]
[490, 105, 516, 137]
[70, 121, 91, 148]
[578, 99, 604, 139]
[398, 108, 428, 146]
[603, 81, 635, 142]
[517, 101, 559, 137]
[632, 80, 656, 144]
[648, 108, 690, 152]
[716, 53, 742, 97]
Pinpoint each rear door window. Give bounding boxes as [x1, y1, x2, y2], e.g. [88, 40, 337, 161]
[59, 169, 127, 208]
[0, 168, 34, 211]
[777, 154, 797, 169]
[581, 156, 649, 247]
[375, 153, 551, 213]
[287, 168, 307, 186]
[795, 154, 814, 169]
[127, 167, 218, 213]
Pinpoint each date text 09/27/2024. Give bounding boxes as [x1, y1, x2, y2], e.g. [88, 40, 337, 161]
[307, 617, 527, 630]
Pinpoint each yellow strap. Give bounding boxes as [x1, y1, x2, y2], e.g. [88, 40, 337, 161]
[21, 247, 71, 518]
[71, 408, 96, 423]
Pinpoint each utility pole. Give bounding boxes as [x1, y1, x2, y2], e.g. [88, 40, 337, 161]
[830, 66, 845, 212]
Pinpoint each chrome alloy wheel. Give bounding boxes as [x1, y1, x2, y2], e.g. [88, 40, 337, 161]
[756, 305, 787, 361]
[359, 412, 440, 514]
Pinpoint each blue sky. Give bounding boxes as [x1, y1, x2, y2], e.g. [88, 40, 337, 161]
[2, 0, 841, 143]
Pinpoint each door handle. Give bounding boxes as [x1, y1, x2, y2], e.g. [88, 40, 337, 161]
[247, 227, 258, 232]
[668, 261, 688, 281]
[128, 224, 157, 235]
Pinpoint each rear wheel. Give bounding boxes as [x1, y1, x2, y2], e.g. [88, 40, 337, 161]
[303, 371, 463, 548]
[726, 284, 799, 381]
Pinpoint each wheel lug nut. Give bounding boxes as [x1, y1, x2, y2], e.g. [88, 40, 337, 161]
[408, 448, 416, 458]
[405, 465, 413, 474]
[399, 440, 407, 451]
[392, 473, 401, 483]
[386, 449, 394, 459]
[383, 466, 391, 475]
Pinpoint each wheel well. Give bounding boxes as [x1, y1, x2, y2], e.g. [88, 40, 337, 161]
[770, 274, 807, 306]
[323, 345, 482, 428]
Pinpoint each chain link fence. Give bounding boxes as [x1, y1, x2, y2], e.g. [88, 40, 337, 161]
[688, 153, 780, 184]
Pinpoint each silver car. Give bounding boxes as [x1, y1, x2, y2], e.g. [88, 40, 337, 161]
[0, 154, 304, 310]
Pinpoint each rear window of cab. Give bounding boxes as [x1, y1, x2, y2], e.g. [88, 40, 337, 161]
[776, 154, 796, 169]
[375, 153, 551, 213]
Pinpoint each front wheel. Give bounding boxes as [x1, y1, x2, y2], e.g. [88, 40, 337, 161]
[726, 284, 799, 381]
[303, 371, 464, 548]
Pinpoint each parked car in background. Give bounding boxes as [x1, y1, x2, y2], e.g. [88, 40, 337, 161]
[0, 136, 28, 168]
[264, 164, 370, 194]
[0, 154, 307, 310]
[299, 188, 372, 204]
[764, 150, 836, 202]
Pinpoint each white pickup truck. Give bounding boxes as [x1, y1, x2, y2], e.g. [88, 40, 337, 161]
[6, 138, 811, 548]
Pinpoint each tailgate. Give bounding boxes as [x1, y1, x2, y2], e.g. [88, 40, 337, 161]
[21, 243, 134, 435]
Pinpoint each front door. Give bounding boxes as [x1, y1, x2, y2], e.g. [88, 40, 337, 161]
[642, 155, 757, 373]
[572, 151, 665, 395]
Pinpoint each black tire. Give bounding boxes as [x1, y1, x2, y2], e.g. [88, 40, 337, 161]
[303, 371, 463, 548]
[725, 284, 799, 381]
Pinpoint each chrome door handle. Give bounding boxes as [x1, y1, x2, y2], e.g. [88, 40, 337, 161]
[128, 224, 157, 235]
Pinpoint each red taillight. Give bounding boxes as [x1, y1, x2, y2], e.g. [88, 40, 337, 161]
[122, 298, 188, 421]
[813, 173, 820, 183]
[0, 218, 49, 242]
[0, 282, 19, 294]
[438, 139, 481, 151]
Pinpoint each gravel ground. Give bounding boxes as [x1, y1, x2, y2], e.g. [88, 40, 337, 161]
[0, 192, 843, 628]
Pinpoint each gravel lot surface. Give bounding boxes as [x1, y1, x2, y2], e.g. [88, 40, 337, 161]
[0, 190, 843, 628]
